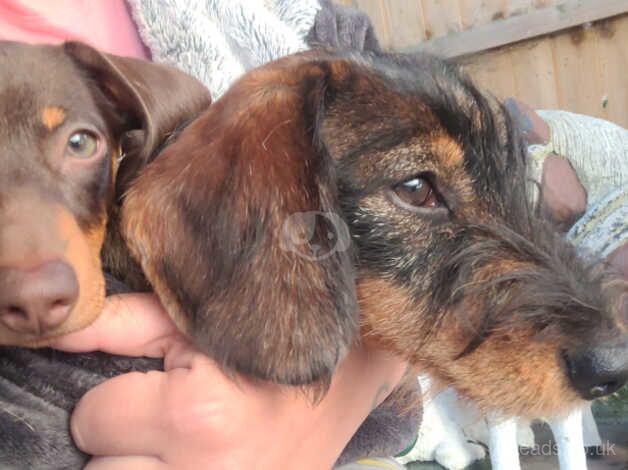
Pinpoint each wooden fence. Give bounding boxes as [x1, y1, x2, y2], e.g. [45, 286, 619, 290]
[336, 0, 628, 126]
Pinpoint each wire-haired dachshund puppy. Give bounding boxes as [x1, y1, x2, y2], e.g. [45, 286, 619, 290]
[1, 42, 627, 467]
[122, 50, 628, 418]
[0, 41, 211, 345]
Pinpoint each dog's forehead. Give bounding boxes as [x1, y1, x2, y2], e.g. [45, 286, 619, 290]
[0, 42, 98, 137]
[0, 42, 109, 202]
[324, 58, 473, 173]
[322, 53, 528, 224]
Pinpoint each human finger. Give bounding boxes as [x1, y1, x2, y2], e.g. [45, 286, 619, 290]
[51, 293, 183, 357]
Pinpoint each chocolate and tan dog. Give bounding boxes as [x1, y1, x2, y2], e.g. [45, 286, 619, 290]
[0, 41, 210, 345]
[0, 42, 210, 467]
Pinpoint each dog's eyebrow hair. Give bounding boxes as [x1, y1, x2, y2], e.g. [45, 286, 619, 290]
[340, 125, 417, 162]
[40, 106, 66, 131]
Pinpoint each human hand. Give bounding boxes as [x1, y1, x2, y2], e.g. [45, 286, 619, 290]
[52, 293, 407, 470]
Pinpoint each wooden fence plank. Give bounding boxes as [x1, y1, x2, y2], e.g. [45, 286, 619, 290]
[420, 0, 463, 40]
[461, 13, 628, 127]
[506, 0, 538, 16]
[352, 0, 391, 47]
[459, 0, 507, 29]
[415, 0, 628, 57]
[582, 17, 628, 125]
[382, 0, 427, 48]
[462, 47, 518, 100]
[509, 37, 560, 109]
[550, 25, 607, 120]
[533, 0, 558, 6]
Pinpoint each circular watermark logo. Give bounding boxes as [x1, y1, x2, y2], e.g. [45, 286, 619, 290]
[279, 211, 351, 261]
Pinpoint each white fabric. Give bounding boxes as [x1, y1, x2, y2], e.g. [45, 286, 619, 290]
[126, 0, 320, 98]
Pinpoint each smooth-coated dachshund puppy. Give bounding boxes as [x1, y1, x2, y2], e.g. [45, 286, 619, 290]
[121, 50, 628, 418]
[0, 41, 210, 345]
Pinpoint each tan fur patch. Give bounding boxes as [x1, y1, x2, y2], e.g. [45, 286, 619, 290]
[431, 134, 464, 168]
[0, 205, 107, 346]
[329, 60, 352, 82]
[357, 277, 418, 349]
[111, 149, 121, 182]
[356, 276, 583, 418]
[46, 208, 105, 337]
[447, 330, 583, 418]
[40, 106, 65, 131]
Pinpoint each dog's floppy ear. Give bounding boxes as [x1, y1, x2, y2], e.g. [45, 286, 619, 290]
[63, 41, 211, 195]
[121, 53, 358, 385]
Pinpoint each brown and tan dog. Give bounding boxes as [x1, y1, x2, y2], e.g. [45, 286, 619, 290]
[0, 41, 211, 345]
[122, 50, 628, 418]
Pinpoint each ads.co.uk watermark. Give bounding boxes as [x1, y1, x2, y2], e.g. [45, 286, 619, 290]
[279, 211, 351, 261]
[519, 441, 617, 457]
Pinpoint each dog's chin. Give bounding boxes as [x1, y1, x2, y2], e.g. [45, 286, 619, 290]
[473, 381, 583, 420]
[429, 362, 585, 419]
[0, 330, 71, 348]
[0, 331, 46, 347]
[0, 325, 74, 348]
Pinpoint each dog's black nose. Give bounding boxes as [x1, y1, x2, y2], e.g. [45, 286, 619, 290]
[565, 341, 628, 399]
[0, 261, 78, 335]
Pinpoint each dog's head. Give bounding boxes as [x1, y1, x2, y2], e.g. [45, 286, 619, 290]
[123, 50, 628, 416]
[0, 41, 210, 345]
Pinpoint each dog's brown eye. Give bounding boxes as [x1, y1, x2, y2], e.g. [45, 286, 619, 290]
[67, 131, 99, 159]
[391, 177, 439, 208]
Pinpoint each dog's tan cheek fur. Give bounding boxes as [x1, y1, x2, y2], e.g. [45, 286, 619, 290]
[25, 208, 106, 345]
[357, 278, 430, 356]
[58, 209, 105, 330]
[441, 332, 583, 419]
[357, 277, 583, 419]
[438, 260, 584, 417]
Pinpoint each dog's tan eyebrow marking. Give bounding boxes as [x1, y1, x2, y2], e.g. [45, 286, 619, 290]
[431, 134, 464, 169]
[40, 106, 66, 131]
